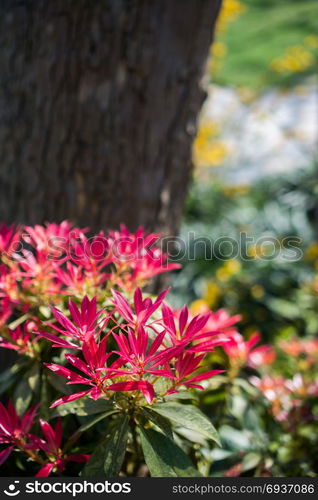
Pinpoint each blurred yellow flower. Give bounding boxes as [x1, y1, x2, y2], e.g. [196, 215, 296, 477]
[216, 0, 246, 33]
[246, 244, 262, 259]
[251, 284, 265, 299]
[208, 0, 246, 76]
[305, 241, 318, 260]
[247, 244, 276, 259]
[226, 259, 241, 274]
[196, 121, 219, 139]
[305, 242, 318, 261]
[237, 87, 257, 104]
[190, 299, 210, 315]
[193, 120, 229, 168]
[216, 259, 241, 282]
[298, 359, 310, 371]
[222, 185, 250, 197]
[189, 280, 221, 314]
[305, 35, 318, 49]
[270, 45, 316, 74]
[211, 41, 228, 58]
[203, 281, 221, 308]
[216, 268, 229, 282]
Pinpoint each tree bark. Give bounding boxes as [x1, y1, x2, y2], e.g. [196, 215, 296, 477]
[0, 0, 221, 236]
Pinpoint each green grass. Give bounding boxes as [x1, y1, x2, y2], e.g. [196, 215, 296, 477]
[213, 0, 318, 90]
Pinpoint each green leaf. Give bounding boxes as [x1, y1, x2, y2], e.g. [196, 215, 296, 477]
[51, 397, 113, 417]
[244, 407, 266, 440]
[138, 427, 200, 477]
[219, 425, 251, 452]
[39, 306, 52, 319]
[27, 362, 40, 392]
[12, 363, 40, 415]
[81, 415, 129, 477]
[0, 362, 28, 395]
[13, 378, 33, 415]
[152, 402, 220, 445]
[7, 313, 29, 330]
[211, 448, 236, 461]
[233, 378, 259, 396]
[164, 391, 197, 402]
[229, 394, 248, 421]
[75, 410, 118, 435]
[241, 452, 262, 472]
[140, 407, 173, 440]
[39, 371, 51, 420]
[201, 390, 227, 405]
[267, 298, 301, 319]
[173, 426, 207, 446]
[47, 372, 73, 395]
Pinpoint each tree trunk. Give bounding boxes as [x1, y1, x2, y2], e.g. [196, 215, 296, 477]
[0, 0, 221, 236]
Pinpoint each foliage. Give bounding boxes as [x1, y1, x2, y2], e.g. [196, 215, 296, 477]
[1, 215, 317, 477]
[173, 166, 318, 340]
[212, 0, 318, 89]
[168, 166, 318, 476]
[0, 221, 234, 477]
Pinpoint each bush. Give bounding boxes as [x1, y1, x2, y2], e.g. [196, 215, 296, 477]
[0, 221, 317, 477]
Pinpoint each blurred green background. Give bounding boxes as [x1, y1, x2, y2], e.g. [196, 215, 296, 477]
[212, 0, 318, 90]
[168, 0, 318, 477]
[171, 0, 318, 344]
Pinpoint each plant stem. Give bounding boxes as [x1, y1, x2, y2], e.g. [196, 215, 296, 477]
[22, 446, 46, 465]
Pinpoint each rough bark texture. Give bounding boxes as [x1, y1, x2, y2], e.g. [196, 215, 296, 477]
[0, 0, 221, 235]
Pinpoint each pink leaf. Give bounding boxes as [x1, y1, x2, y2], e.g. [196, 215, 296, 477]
[50, 390, 91, 408]
[35, 463, 55, 477]
[107, 380, 155, 404]
[0, 446, 13, 466]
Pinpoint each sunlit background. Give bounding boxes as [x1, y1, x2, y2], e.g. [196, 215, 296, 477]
[172, 0, 318, 342]
[166, 1, 318, 476]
